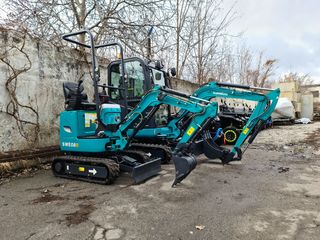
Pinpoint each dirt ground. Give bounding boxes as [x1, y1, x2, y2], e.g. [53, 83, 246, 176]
[0, 122, 320, 240]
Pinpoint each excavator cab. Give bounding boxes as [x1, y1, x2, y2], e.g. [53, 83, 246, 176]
[107, 58, 171, 127]
[107, 57, 151, 118]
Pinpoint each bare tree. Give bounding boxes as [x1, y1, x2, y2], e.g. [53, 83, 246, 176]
[174, 0, 193, 78]
[3, 0, 240, 83]
[278, 72, 314, 86]
[245, 53, 277, 87]
[212, 42, 277, 87]
[172, 0, 236, 82]
[5, 0, 173, 57]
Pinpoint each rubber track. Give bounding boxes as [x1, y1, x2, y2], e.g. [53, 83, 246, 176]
[121, 149, 151, 163]
[129, 143, 172, 164]
[52, 155, 120, 184]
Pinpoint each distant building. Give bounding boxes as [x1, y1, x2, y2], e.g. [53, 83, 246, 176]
[301, 84, 320, 118]
[272, 82, 320, 120]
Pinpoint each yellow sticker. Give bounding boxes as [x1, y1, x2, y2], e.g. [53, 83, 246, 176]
[187, 126, 195, 136]
[85, 113, 97, 127]
[79, 167, 85, 172]
[243, 127, 249, 135]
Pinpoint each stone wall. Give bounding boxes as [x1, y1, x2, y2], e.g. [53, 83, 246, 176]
[170, 78, 199, 94]
[301, 84, 320, 115]
[0, 29, 108, 152]
[0, 29, 198, 153]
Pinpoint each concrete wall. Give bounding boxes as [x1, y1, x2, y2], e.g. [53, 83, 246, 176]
[0, 29, 198, 153]
[170, 77, 199, 94]
[0, 29, 108, 153]
[301, 84, 320, 115]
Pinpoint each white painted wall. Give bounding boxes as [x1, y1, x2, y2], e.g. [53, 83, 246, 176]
[0, 29, 107, 152]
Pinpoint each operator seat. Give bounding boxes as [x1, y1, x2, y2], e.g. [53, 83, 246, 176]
[63, 82, 96, 111]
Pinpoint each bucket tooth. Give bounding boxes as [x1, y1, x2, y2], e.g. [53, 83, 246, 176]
[172, 154, 197, 187]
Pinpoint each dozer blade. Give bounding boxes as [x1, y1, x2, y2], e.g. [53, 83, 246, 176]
[172, 154, 197, 187]
[131, 158, 161, 183]
[119, 156, 161, 184]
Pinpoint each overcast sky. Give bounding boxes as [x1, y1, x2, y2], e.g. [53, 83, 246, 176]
[1, 0, 319, 82]
[226, 0, 320, 82]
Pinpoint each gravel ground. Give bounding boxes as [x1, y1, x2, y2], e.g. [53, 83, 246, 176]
[0, 122, 320, 240]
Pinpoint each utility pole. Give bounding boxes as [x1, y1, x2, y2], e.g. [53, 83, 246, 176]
[147, 26, 154, 60]
[147, 37, 151, 60]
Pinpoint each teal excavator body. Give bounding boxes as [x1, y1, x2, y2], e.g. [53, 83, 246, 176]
[59, 85, 218, 153]
[56, 83, 219, 186]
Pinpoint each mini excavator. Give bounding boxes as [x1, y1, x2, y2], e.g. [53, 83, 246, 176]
[53, 29, 280, 187]
[52, 29, 220, 186]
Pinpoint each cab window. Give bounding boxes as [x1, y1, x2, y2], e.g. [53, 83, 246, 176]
[110, 64, 121, 99]
[109, 60, 145, 99]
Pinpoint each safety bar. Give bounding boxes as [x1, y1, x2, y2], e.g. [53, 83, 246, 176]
[63, 31, 125, 59]
[216, 82, 275, 91]
[62, 29, 128, 118]
[97, 84, 125, 90]
[62, 29, 93, 48]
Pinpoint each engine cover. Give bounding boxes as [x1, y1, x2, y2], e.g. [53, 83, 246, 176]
[100, 104, 121, 127]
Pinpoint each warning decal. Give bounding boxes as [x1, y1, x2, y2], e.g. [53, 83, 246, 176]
[85, 113, 97, 127]
[187, 126, 195, 136]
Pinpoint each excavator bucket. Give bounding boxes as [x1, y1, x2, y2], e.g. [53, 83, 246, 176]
[172, 154, 197, 187]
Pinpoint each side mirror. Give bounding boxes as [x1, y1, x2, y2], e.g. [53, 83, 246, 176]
[155, 60, 164, 70]
[170, 68, 177, 77]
